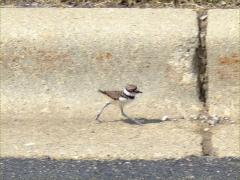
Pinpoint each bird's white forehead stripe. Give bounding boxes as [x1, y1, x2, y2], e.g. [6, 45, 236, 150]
[123, 88, 134, 96]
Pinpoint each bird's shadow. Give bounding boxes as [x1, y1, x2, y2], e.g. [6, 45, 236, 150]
[110, 118, 166, 125]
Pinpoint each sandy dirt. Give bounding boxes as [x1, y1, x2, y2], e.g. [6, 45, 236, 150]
[0, 116, 203, 160]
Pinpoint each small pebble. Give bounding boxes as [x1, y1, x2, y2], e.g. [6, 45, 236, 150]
[31, 2, 39, 7]
[161, 115, 168, 121]
[208, 120, 215, 126]
[190, 115, 198, 120]
[212, 116, 220, 121]
[24, 143, 35, 146]
[204, 128, 209, 131]
[199, 115, 208, 120]
[201, 120, 206, 123]
[220, 1, 227, 5]
[200, 14, 208, 21]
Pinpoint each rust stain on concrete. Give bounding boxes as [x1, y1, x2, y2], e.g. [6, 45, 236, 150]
[2, 46, 72, 75]
[216, 53, 240, 80]
[33, 50, 71, 71]
[96, 52, 112, 61]
[218, 53, 239, 65]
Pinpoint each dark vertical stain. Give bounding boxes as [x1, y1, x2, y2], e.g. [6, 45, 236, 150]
[196, 10, 208, 106]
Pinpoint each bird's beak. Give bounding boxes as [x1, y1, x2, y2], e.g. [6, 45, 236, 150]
[135, 90, 142, 93]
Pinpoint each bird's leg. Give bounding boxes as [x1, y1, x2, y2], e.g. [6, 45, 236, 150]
[95, 102, 111, 122]
[120, 104, 142, 125]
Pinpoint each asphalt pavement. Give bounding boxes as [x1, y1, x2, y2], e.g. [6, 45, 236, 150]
[1, 156, 239, 179]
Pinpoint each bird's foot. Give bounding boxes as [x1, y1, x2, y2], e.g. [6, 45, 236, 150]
[129, 118, 143, 125]
[95, 116, 102, 123]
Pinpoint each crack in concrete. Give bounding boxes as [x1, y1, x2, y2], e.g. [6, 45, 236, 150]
[195, 9, 215, 156]
[199, 124, 215, 156]
[196, 10, 208, 106]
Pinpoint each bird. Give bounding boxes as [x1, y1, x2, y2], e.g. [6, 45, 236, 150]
[95, 84, 143, 125]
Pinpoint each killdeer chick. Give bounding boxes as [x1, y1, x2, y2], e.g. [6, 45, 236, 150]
[96, 84, 143, 125]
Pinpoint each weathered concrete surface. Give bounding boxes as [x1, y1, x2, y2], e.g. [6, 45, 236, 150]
[207, 10, 240, 121]
[0, 117, 202, 159]
[211, 124, 240, 157]
[1, 9, 201, 121]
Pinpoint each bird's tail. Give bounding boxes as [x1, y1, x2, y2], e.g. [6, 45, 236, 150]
[98, 89, 106, 95]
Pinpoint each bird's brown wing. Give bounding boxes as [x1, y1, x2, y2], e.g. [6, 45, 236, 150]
[98, 90, 122, 100]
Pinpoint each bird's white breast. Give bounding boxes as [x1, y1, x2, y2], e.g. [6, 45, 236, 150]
[119, 97, 128, 102]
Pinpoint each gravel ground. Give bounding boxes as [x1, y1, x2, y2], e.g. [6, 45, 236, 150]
[1, 156, 239, 179]
[1, 0, 240, 8]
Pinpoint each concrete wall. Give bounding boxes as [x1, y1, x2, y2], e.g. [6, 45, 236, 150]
[1, 9, 239, 122]
[1, 8, 239, 160]
[1, 9, 201, 121]
[207, 10, 240, 158]
[207, 10, 240, 121]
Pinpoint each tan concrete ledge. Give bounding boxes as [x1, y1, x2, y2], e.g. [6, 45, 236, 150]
[1, 9, 201, 121]
[207, 9, 240, 121]
[212, 124, 240, 157]
[0, 117, 202, 160]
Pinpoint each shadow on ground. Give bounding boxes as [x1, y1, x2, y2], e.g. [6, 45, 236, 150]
[125, 118, 165, 124]
[1, 156, 239, 179]
[109, 118, 167, 125]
